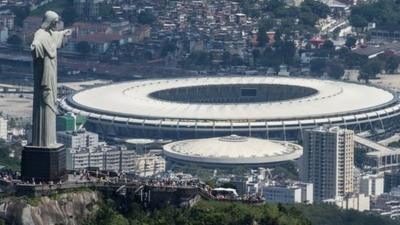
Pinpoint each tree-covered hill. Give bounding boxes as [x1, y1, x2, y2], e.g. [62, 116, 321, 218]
[84, 197, 400, 225]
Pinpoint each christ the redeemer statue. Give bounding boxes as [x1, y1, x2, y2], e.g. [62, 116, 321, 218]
[31, 11, 72, 147]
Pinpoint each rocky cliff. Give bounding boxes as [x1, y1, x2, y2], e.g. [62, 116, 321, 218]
[0, 191, 99, 225]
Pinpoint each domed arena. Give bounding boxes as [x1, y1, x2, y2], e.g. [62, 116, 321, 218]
[163, 135, 303, 167]
[60, 76, 400, 140]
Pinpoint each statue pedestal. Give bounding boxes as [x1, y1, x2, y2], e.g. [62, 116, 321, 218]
[21, 144, 67, 182]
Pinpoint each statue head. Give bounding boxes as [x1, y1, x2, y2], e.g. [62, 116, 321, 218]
[41, 11, 59, 30]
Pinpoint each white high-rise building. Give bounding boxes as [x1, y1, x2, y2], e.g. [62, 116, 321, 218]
[57, 129, 99, 150]
[263, 185, 302, 204]
[132, 154, 166, 177]
[360, 173, 384, 197]
[0, 117, 7, 140]
[263, 182, 313, 204]
[301, 126, 354, 202]
[66, 145, 166, 176]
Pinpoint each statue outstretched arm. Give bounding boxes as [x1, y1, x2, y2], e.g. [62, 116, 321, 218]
[53, 29, 72, 48]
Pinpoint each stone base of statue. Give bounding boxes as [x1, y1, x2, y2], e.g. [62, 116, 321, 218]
[21, 144, 67, 182]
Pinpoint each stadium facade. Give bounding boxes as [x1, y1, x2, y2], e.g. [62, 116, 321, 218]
[60, 76, 400, 141]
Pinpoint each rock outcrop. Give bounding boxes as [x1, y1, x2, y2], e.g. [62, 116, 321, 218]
[0, 191, 99, 225]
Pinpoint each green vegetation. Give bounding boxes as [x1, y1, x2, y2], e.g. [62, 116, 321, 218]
[272, 162, 299, 180]
[172, 163, 215, 180]
[298, 204, 400, 225]
[389, 140, 400, 148]
[83, 196, 400, 225]
[49, 187, 94, 201]
[138, 11, 156, 25]
[359, 60, 383, 82]
[259, 0, 329, 35]
[184, 51, 212, 66]
[356, 53, 400, 82]
[84, 199, 310, 225]
[350, 0, 400, 29]
[0, 139, 21, 171]
[345, 36, 357, 49]
[76, 41, 92, 55]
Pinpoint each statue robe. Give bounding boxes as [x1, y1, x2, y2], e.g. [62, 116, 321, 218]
[31, 29, 64, 147]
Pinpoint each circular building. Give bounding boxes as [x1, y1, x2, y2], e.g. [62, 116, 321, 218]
[163, 135, 303, 167]
[60, 76, 400, 140]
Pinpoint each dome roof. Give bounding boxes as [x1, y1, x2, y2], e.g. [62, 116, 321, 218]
[163, 135, 303, 165]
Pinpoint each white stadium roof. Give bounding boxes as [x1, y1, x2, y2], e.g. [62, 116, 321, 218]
[67, 76, 396, 121]
[163, 135, 303, 165]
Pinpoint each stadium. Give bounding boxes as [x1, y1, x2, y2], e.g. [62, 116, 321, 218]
[60, 76, 400, 141]
[163, 135, 303, 167]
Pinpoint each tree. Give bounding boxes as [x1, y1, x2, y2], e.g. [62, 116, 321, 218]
[298, 11, 319, 26]
[378, 53, 400, 73]
[260, 47, 282, 68]
[7, 35, 22, 48]
[321, 40, 335, 57]
[345, 53, 368, 68]
[222, 51, 231, 66]
[76, 41, 91, 55]
[186, 51, 211, 66]
[263, 0, 285, 12]
[230, 54, 245, 66]
[138, 11, 156, 25]
[350, 0, 400, 30]
[160, 39, 176, 57]
[322, 40, 334, 51]
[359, 60, 383, 82]
[99, 3, 114, 20]
[252, 49, 261, 63]
[301, 0, 330, 19]
[385, 55, 400, 73]
[310, 58, 326, 76]
[257, 26, 268, 47]
[259, 18, 274, 31]
[326, 62, 345, 79]
[345, 36, 357, 49]
[280, 41, 296, 65]
[349, 14, 368, 28]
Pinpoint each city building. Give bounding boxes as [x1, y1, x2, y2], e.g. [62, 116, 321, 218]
[263, 182, 313, 204]
[263, 185, 302, 204]
[372, 194, 400, 219]
[67, 145, 165, 176]
[56, 113, 87, 132]
[0, 117, 7, 140]
[384, 170, 400, 193]
[131, 154, 166, 177]
[324, 194, 370, 212]
[0, 25, 8, 43]
[0, 12, 15, 30]
[73, 0, 105, 19]
[301, 126, 354, 201]
[359, 173, 384, 196]
[56, 114, 76, 132]
[57, 129, 99, 150]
